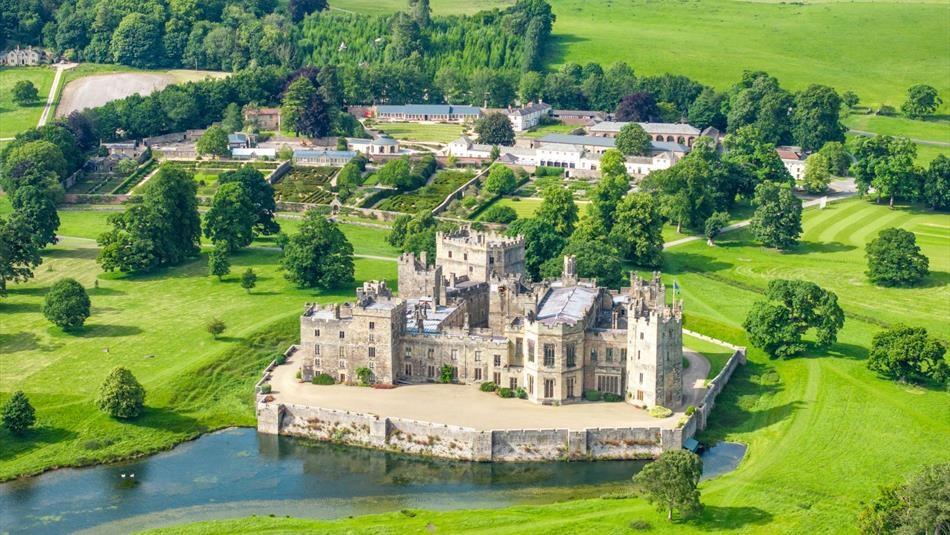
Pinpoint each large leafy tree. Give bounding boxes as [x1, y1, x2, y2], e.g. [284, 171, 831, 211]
[608, 192, 664, 267]
[217, 166, 280, 235]
[687, 87, 727, 130]
[0, 140, 67, 198]
[923, 154, 950, 211]
[818, 140, 850, 177]
[723, 125, 793, 190]
[849, 135, 922, 206]
[110, 13, 162, 68]
[11, 186, 59, 249]
[614, 91, 659, 122]
[474, 113, 515, 146]
[750, 180, 802, 250]
[96, 367, 146, 419]
[900, 84, 942, 119]
[726, 71, 793, 145]
[587, 151, 629, 232]
[535, 184, 578, 237]
[867, 325, 947, 384]
[744, 279, 844, 358]
[1, 391, 36, 435]
[506, 218, 565, 281]
[483, 165, 518, 195]
[540, 237, 623, 289]
[288, 0, 328, 23]
[865, 228, 929, 287]
[858, 463, 950, 535]
[196, 125, 230, 158]
[633, 450, 703, 521]
[204, 182, 257, 253]
[791, 84, 845, 152]
[801, 152, 832, 194]
[281, 211, 354, 288]
[281, 76, 318, 135]
[0, 213, 42, 297]
[615, 122, 652, 156]
[12, 80, 39, 106]
[42, 278, 91, 331]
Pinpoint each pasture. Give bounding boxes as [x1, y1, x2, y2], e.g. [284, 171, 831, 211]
[0, 67, 55, 138]
[332, 0, 949, 110]
[372, 121, 464, 143]
[146, 198, 950, 533]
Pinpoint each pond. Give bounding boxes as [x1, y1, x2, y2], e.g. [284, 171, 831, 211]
[0, 429, 745, 534]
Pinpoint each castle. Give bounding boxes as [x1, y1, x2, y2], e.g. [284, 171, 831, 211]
[296, 228, 683, 408]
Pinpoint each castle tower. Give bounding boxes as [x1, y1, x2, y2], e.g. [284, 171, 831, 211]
[625, 273, 683, 408]
[397, 251, 443, 304]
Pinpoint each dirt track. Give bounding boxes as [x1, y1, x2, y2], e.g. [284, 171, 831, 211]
[56, 70, 226, 117]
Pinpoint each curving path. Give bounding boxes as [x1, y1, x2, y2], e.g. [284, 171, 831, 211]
[36, 62, 76, 127]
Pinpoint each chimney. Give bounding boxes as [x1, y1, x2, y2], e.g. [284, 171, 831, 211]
[563, 255, 578, 284]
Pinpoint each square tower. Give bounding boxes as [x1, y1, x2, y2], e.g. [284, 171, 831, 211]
[436, 228, 525, 283]
[625, 274, 683, 408]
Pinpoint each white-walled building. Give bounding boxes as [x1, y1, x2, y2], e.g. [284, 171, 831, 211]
[776, 146, 807, 180]
[588, 121, 702, 146]
[348, 136, 401, 155]
[507, 102, 553, 132]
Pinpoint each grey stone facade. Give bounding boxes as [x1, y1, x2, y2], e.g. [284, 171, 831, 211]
[296, 228, 683, 408]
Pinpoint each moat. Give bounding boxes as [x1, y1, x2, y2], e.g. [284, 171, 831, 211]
[0, 428, 745, 534]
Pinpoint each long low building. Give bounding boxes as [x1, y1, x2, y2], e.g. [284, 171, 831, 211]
[373, 104, 482, 123]
[293, 149, 357, 167]
[588, 121, 703, 146]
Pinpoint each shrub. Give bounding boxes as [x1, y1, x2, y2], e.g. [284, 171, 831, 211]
[478, 204, 518, 224]
[274, 353, 287, 365]
[584, 390, 602, 402]
[603, 392, 623, 402]
[479, 381, 497, 392]
[497, 387, 515, 398]
[312, 373, 335, 385]
[1, 391, 36, 434]
[42, 278, 91, 330]
[259, 384, 272, 394]
[356, 366, 372, 385]
[516, 387, 527, 399]
[439, 364, 455, 384]
[96, 367, 146, 419]
[629, 520, 653, 531]
[685, 405, 697, 416]
[649, 405, 673, 418]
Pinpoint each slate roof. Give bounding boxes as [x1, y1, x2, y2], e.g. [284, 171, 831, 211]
[589, 121, 701, 135]
[293, 149, 357, 158]
[536, 285, 599, 326]
[376, 104, 482, 116]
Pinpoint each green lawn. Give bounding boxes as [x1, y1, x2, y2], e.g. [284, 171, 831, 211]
[332, 0, 949, 111]
[373, 121, 464, 143]
[843, 113, 950, 143]
[146, 197, 950, 533]
[683, 334, 735, 379]
[521, 122, 580, 138]
[486, 196, 591, 220]
[0, 66, 55, 138]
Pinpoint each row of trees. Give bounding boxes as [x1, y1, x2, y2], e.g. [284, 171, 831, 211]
[850, 138, 948, 210]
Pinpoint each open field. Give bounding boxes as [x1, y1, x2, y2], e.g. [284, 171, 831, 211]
[332, 0, 949, 110]
[146, 197, 949, 533]
[55, 67, 227, 117]
[521, 122, 580, 138]
[0, 67, 55, 137]
[843, 113, 950, 143]
[373, 121, 464, 143]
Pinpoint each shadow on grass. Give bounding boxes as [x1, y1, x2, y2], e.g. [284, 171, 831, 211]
[540, 33, 590, 65]
[0, 331, 60, 353]
[0, 301, 41, 314]
[693, 505, 774, 529]
[88, 286, 126, 296]
[0, 425, 79, 461]
[785, 241, 856, 255]
[71, 324, 143, 338]
[5, 286, 49, 296]
[817, 341, 869, 361]
[128, 406, 206, 434]
[662, 252, 734, 275]
[44, 247, 99, 260]
[214, 336, 246, 344]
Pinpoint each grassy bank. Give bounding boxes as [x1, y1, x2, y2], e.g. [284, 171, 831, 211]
[0, 66, 55, 137]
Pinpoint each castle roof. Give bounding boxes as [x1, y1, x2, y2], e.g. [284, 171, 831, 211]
[536, 285, 598, 326]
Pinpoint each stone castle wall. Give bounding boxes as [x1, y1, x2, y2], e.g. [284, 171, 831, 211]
[257, 401, 680, 462]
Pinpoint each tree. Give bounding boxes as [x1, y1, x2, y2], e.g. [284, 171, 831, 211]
[208, 246, 231, 280]
[288, 0, 328, 23]
[849, 135, 921, 206]
[859, 463, 950, 535]
[842, 91, 859, 109]
[818, 141, 850, 177]
[865, 228, 929, 286]
[281, 211, 355, 288]
[478, 205, 518, 224]
[96, 367, 146, 419]
[704, 211, 730, 245]
[518, 71, 545, 103]
[295, 90, 332, 138]
[687, 88, 726, 130]
[220, 103, 243, 133]
[750, 181, 802, 250]
[540, 238, 623, 289]
[901, 84, 942, 119]
[867, 325, 947, 384]
[97, 166, 201, 273]
[12, 80, 39, 106]
[608, 192, 664, 267]
[723, 126, 793, 188]
[277, 144, 294, 160]
[196, 125, 230, 158]
[726, 71, 793, 145]
[484, 165, 517, 194]
[792, 84, 845, 152]
[42, 278, 90, 330]
[241, 268, 258, 293]
[744, 279, 845, 358]
[0, 140, 68, 198]
[615, 123, 651, 156]
[475, 113, 515, 146]
[0, 213, 42, 297]
[281, 76, 317, 135]
[923, 154, 950, 211]
[536, 185, 578, 237]
[1, 391, 36, 435]
[206, 317, 226, 339]
[801, 153, 832, 194]
[633, 450, 703, 521]
[110, 13, 162, 68]
[506, 218, 565, 281]
[587, 156, 629, 232]
[615, 91, 659, 122]
[204, 182, 256, 253]
[11, 185, 59, 249]
[641, 154, 717, 233]
[217, 166, 280, 235]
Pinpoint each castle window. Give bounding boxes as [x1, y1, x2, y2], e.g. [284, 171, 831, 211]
[621, 348, 627, 360]
[597, 375, 620, 394]
[368, 334, 375, 343]
[368, 347, 376, 358]
[527, 340, 535, 362]
[590, 349, 598, 362]
[566, 344, 576, 368]
[528, 376, 534, 395]
[339, 346, 345, 357]
[516, 338, 523, 357]
[639, 372, 644, 384]
[606, 348, 614, 362]
[314, 358, 321, 367]
[544, 379, 555, 398]
[427, 365, 435, 378]
[405, 363, 412, 376]
[509, 377, 518, 389]
[494, 354, 501, 367]
[463, 253, 468, 261]
[474, 351, 481, 362]
[427, 348, 434, 359]
[451, 349, 459, 361]
[494, 372, 501, 384]
[369, 361, 375, 369]
[339, 360, 346, 369]
[405, 347, 412, 359]
[340, 331, 345, 339]
[640, 332, 644, 340]
[543, 344, 555, 367]
[369, 321, 375, 330]
[637, 350, 641, 360]
[474, 368, 483, 381]
[315, 345, 320, 355]
[314, 329, 320, 337]
[448, 251, 452, 258]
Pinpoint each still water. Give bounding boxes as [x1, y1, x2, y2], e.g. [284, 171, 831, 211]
[0, 428, 744, 534]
